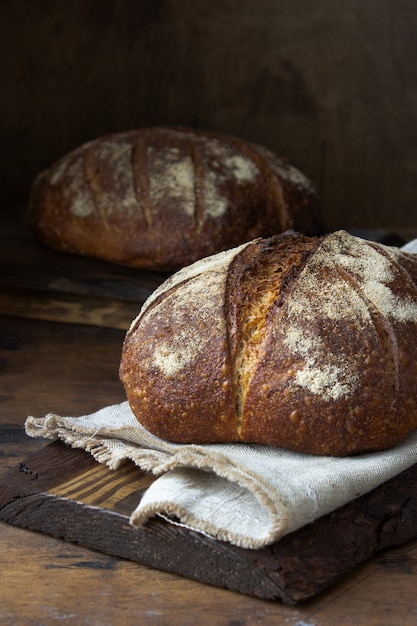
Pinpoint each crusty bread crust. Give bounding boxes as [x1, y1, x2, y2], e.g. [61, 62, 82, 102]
[120, 230, 417, 455]
[28, 126, 323, 270]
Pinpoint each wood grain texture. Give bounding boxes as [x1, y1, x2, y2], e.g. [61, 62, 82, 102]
[0, 315, 127, 425]
[2, 1, 417, 233]
[0, 210, 168, 305]
[0, 288, 143, 330]
[0, 208, 168, 330]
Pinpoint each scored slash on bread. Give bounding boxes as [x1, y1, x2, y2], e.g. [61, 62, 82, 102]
[120, 230, 417, 456]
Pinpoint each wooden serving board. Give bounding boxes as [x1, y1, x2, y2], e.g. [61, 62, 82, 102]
[2, 439, 417, 605]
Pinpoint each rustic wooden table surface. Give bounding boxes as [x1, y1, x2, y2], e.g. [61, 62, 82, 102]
[3, 315, 417, 626]
[2, 215, 417, 625]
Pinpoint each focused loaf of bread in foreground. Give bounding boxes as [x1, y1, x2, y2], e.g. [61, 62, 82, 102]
[120, 230, 417, 456]
[28, 126, 323, 270]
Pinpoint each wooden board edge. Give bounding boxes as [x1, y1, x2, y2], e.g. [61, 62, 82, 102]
[0, 287, 141, 330]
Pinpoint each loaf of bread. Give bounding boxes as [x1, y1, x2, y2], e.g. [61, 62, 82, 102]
[28, 126, 323, 270]
[119, 230, 417, 456]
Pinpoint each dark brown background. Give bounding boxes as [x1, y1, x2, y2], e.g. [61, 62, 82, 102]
[1, 0, 416, 234]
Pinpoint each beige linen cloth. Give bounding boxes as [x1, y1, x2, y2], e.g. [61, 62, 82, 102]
[25, 400, 417, 550]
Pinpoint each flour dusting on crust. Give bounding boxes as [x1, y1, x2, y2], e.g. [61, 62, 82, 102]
[203, 139, 259, 219]
[149, 147, 195, 216]
[150, 267, 227, 376]
[254, 144, 314, 191]
[60, 157, 93, 217]
[93, 140, 138, 217]
[283, 231, 417, 401]
[135, 241, 253, 327]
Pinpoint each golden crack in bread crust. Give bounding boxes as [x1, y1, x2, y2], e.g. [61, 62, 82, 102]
[119, 230, 417, 455]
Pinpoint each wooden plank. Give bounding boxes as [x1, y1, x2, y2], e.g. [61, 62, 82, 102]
[0, 211, 168, 306]
[0, 213, 167, 326]
[0, 287, 140, 330]
[2, 440, 417, 605]
[0, 315, 127, 426]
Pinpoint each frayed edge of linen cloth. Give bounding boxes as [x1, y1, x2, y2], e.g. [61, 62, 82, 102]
[25, 401, 417, 550]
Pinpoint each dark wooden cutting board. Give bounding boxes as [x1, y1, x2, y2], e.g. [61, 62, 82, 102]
[1, 438, 417, 605]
